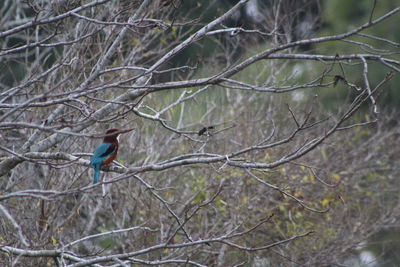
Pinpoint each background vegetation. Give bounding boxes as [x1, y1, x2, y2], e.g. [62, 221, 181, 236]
[0, 0, 399, 266]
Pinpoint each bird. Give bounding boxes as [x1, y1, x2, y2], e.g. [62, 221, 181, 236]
[90, 128, 133, 183]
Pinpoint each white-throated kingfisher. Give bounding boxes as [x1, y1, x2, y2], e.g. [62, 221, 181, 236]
[90, 128, 133, 183]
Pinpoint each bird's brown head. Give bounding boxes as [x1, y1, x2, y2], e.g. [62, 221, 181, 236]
[103, 128, 134, 142]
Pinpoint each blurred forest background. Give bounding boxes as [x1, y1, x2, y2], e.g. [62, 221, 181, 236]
[0, 0, 399, 266]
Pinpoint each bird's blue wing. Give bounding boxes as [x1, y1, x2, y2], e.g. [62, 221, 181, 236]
[90, 143, 116, 166]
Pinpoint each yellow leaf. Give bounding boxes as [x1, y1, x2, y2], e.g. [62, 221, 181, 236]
[132, 39, 139, 46]
[51, 236, 57, 246]
[321, 149, 328, 160]
[331, 174, 340, 181]
[321, 198, 330, 208]
[160, 37, 168, 45]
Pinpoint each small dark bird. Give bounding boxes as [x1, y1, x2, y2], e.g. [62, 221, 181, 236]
[198, 126, 214, 136]
[333, 75, 346, 87]
[90, 128, 133, 183]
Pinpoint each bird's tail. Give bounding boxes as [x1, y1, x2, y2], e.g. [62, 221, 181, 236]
[93, 164, 101, 184]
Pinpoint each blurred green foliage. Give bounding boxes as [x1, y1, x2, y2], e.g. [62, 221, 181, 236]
[173, 0, 400, 111]
[1, 1, 399, 265]
[316, 0, 400, 109]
